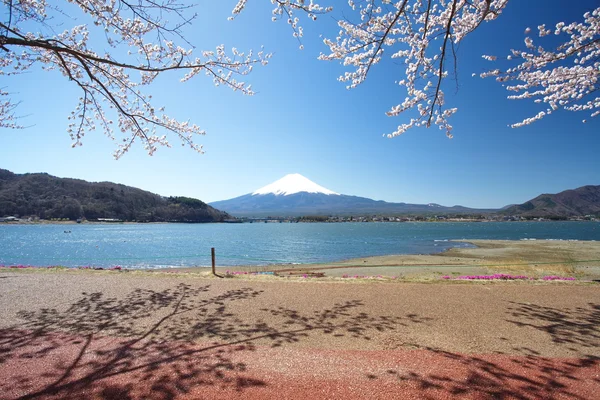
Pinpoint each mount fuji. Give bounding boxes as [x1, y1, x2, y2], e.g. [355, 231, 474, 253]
[209, 174, 485, 217]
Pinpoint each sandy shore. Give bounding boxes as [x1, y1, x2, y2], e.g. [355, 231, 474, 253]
[1, 240, 599, 398]
[169, 239, 600, 280]
[0, 271, 599, 399]
[303, 239, 600, 278]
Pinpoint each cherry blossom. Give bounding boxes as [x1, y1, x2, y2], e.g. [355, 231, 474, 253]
[318, 0, 510, 138]
[481, 7, 600, 127]
[231, 1, 333, 44]
[1, 1, 598, 156]
[316, 1, 598, 138]
[1, 0, 271, 158]
[0, 87, 22, 129]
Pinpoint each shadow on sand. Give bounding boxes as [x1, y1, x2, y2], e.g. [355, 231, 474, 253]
[506, 301, 600, 351]
[382, 349, 598, 400]
[375, 301, 600, 399]
[1, 284, 598, 399]
[0, 283, 407, 399]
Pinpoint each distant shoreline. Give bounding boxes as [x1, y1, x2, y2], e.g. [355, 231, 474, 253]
[2, 219, 598, 225]
[1, 220, 171, 225]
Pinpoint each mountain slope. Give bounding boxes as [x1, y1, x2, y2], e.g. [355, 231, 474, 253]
[209, 173, 488, 217]
[503, 185, 600, 218]
[210, 192, 477, 217]
[0, 169, 230, 222]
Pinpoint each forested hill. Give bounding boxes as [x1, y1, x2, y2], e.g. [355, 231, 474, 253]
[502, 185, 600, 218]
[0, 169, 230, 222]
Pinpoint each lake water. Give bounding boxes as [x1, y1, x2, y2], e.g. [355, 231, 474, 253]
[0, 222, 598, 269]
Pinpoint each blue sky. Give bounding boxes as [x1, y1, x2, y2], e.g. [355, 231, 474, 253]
[1, 0, 598, 208]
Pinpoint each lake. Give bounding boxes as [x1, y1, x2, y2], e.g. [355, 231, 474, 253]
[0, 222, 598, 269]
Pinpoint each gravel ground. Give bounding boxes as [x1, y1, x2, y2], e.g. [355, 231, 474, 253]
[0, 271, 599, 399]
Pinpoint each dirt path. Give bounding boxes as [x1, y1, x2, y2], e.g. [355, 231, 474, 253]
[0, 272, 598, 399]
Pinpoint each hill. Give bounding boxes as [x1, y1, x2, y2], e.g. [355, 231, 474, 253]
[0, 169, 230, 222]
[503, 185, 600, 218]
[209, 173, 492, 217]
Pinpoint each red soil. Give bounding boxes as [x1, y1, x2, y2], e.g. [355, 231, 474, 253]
[1, 329, 598, 400]
[1, 273, 599, 399]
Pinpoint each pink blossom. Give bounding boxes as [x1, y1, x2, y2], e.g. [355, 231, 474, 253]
[442, 274, 576, 281]
[1, 0, 272, 158]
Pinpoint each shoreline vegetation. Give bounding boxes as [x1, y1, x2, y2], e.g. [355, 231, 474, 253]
[3, 169, 599, 223]
[2, 216, 599, 224]
[3, 239, 600, 283]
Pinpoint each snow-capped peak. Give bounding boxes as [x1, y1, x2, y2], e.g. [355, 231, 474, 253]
[252, 173, 339, 196]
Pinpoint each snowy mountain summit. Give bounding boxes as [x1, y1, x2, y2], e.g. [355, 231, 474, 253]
[252, 173, 339, 196]
[210, 173, 478, 217]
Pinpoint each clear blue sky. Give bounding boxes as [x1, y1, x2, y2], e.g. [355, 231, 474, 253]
[1, 0, 598, 208]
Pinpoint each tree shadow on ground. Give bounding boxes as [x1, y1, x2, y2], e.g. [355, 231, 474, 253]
[506, 302, 600, 351]
[368, 302, 600, 399]
[0, 283, 411, 399]
[382, 349, 598, 400]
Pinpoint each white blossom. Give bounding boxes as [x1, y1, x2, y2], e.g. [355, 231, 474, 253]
[481, 6, 600, 128]
[316, 1, 598, 138]
[1, 0, 271, 158]
[318, 0, 509, 138]
[2, 1, 597, 153]
[231, 1, 333, 46]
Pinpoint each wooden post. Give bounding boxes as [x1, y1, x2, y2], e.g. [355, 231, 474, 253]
[211, 247, 216, 275]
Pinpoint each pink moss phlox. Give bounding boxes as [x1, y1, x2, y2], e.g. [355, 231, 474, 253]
[443, 274, 576, 281]
[340, 274, 388, 280]
[541, 276, 576, 281]
[450, 274, 529, 280]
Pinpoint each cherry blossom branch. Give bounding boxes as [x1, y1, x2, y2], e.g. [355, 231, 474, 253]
[318, 0, 509, 138]
[481, 8, 600, 126]
[0, 0, 272, 158]
[429, 0, 457, 128]
[231, 1, 333, 49]
[365, 2, 407, 79]
[1, 35, 265, 82]
[0, 87, 23, 129]
[2, 0, 596, 154]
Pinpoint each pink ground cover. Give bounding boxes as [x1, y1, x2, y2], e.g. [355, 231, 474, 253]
[441, 274, 576, 281]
